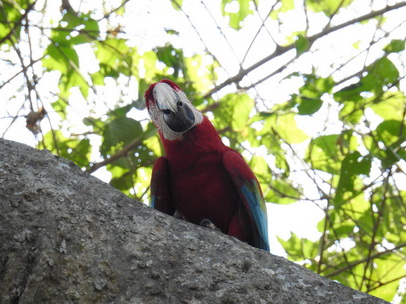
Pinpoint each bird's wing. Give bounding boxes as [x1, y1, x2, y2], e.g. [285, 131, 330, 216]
[151, 156, 175, 216]
[223, 150, 270, 251]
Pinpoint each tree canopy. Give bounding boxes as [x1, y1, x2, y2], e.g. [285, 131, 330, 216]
[0, 0, 405, 302]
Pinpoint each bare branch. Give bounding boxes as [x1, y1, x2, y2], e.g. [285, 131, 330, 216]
[203, 1, 406, 98]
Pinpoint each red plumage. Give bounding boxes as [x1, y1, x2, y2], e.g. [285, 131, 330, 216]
[145, 79, 269, 251]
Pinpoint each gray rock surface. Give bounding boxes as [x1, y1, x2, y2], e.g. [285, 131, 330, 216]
[0, 139, 389, 303]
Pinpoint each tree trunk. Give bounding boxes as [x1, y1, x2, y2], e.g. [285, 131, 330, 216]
[0, 139, 389, 304]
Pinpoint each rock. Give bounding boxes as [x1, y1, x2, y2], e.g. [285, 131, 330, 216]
[0, 139, 389, 304]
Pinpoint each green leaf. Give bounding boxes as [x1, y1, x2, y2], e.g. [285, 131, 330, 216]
[42, 42, 89, 98]
[165, 28, 180, 35]
[249, 155, 272, 191]
[300, 73, 335, 97]
[363, 57, 399, 94]
[170, 0, 182, 10]
[42, 43, 79, 74]
[95, 39, 133, 78]
[278, 233, 318, 262]
[90, 70, 105, 86]
[51, 12, 99, 46]
[293, 74, 333, 115]
[295, 34, 310, 55]
[384, 39, 405, 53]
[335, 151, 372, 202]
[306, 134, 342, 174]
[339, 101, 363, 124]
[260, 113, 308, 144]
[334, 57, 400, 106]
[269, 0, 295, 19]
[369, 255, 406, 301]
[296, 96, 323, 115]
[213, 93, 254, 130]
[133, 79, 149, 110]
[370, 92, 406, 121]
[83, 117, 105, 134]
[61, 69, 89, 98]
[156, 44, 185, 78]
[265, 179, 299, 205]
[373, 120, 406, 167]
[221, 0, 253, 30]
[333, 83, 364, 103]
[306, 0, 352, 16]
[184, 55, 215, 93]
[375, 120, 406, 146]
[142, 51, 159, 79]
[51, 98, 69, 120]
[107, 164, 133, 192]
[101, 117, 143, 156]
[41, 130, 91, 167]
[0, 1, 24, 45]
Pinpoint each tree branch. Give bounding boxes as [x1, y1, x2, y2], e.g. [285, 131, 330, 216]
[325, 242, 406, 278]
[203, 1, 406, 98]
[0, 0, 37, 45]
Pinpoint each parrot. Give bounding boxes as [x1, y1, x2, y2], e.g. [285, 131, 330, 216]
[145, 79, 269, 251]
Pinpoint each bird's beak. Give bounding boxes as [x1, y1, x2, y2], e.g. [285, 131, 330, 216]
[153, 83, 196, 133]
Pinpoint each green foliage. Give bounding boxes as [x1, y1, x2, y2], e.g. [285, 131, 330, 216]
[306, 0, 353, 16]
[0, 0, 23, 45]
[40, 130, 91, 167]
[295, 34, 310, 56]
[384, 39, 405, 53]
[269, 0, 295, 20]
[221, 0, 253, 30]
[1, 0, 405, 302]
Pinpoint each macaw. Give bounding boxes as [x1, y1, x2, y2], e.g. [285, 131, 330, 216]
[145, 79, 269, 251]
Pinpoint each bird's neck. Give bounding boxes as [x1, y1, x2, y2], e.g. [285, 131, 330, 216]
[161, 116, 227, 166]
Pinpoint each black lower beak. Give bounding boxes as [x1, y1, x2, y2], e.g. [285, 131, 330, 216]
[163, 101, 195, 133]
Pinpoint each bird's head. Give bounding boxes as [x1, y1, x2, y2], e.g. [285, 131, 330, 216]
[145, 79, 204, 141]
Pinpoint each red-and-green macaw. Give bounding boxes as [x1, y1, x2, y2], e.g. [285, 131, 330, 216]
[145, 79, 269, 251]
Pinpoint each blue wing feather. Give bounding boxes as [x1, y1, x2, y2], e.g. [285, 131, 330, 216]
[223, 150, 270, 251]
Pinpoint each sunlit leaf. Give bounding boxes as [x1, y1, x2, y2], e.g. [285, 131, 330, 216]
[363, 57, 400, 94]
[101, 117, 143, 156]
[184, 55, 215, 93]
[369, 254, 406, 301]
[384, 39, 405, 53]
[375, 120, 405, 146]
[296, 96, 323, 115]
[293, 74, 333, 115]
[0, 1, 24, 45]
[221, 0, 253, 30]
[107, 164, 133, 192]
[156, 44, 185, 78]
[43, 43, 79, 74]
[306, 0, 352, 16]
[370, 92, 406, 121]
[306, 134, 342, 174]
[335, 151, 372, 202]
[270, 0, 295, 19]
[95, 39, 133, 78]
[278, 233, 318, 262]
[339, 101, 363, 124]
[260, 113, 307, 144]
[40, 130, 91, 167]
[295, 34, 310, 55]
[265, 179, 299, 205]
[51, 12, 99, 46]
[213, 93, 254, 130]
[170, 0, 182, 10]
[51, 98, 69, 120]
